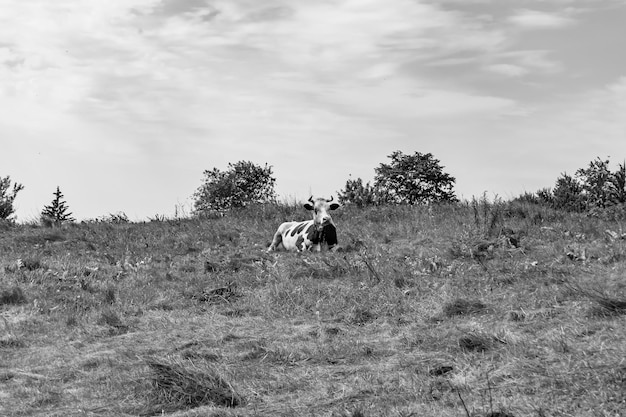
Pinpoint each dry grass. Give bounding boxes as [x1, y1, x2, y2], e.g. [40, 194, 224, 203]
[1, 202, 626, 416]
[142, 356, 243, 414]
[567, 283, 626, 317]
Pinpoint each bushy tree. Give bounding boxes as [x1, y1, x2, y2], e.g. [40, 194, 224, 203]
[41, 186, 75, 225]
[193, 161, 276, 213]
[0, 176, 24, 220]
[576, 157, 625, 208]
[337, 177, 379, 207]
[374, 151, 458, 204]
[552, 172, 585, 212]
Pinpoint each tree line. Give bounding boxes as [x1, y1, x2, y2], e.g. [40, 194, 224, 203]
[191, 151, 458, 214]
[191, 152, 626, 217]
[2, 152, 625, 223]
[514, 158, 626, 214]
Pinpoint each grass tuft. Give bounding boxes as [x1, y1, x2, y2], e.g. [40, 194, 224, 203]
[443, 298, 488, 317]
[195, 282, 240, 304]
[458, 333, 491, 352]
[588, 294, 626, 317]
[97, 309, 129, 335]
[348, 307, 377, 325]
[102, 285, 117, 304]
[22, 258, 46, 271]
[0, 335, 26, 348]
[568, 284, 626, 317]
[143, 356, 243, 414]
[0, 286, 27, 305]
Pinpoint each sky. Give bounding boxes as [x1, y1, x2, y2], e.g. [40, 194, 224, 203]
[2, 0, 625, 221]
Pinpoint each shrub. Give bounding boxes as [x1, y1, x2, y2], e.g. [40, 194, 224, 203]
[99, 212, 130, 224]
[337, 177, 379, 206]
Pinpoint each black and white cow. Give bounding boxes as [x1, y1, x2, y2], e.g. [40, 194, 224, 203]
[267, 196, 340, 252]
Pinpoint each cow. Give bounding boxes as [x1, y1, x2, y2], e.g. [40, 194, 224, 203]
[267, 196, 340, 252]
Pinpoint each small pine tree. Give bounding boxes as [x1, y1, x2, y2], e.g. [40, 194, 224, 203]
[41, 186, 75, 225]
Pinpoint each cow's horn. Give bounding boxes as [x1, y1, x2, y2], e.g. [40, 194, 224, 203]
[326, 196, 334, 202]
[308, 196, 314, 203]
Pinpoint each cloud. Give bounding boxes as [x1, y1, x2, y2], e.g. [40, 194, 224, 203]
[568, 77, 626, 138]
[484, 63, 528, 77]
[508, 9, 576, 29]
[484, 50, 563, 77]
[0, 0, 517, 135]
[3, 0, 622, 219]
[67, 2, 515, 134]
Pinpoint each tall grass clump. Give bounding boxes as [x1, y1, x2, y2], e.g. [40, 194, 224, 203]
[0, 286, 27, 305]
[141, 356, 243, 414]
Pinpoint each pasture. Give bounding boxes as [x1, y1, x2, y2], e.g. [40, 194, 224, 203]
[1, 201, 625, 416]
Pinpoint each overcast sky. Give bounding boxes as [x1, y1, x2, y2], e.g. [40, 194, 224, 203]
[2, 0, 625, 221]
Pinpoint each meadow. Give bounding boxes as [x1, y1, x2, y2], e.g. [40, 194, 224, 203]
[1, 201, 625, 416]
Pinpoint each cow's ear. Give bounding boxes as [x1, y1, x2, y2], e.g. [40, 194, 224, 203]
[329, 203, 340, 210]
[304, 202, 314, 211]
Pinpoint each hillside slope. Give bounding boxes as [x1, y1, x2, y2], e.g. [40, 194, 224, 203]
[1, 202, 625, 416]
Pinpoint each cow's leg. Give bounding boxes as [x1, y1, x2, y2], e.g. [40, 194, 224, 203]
[268, 231, 283, 252]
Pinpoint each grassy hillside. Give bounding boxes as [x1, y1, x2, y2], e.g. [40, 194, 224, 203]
[1, 202, 625, 416]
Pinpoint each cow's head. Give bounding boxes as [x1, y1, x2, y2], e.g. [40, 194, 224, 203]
[304, 196, 340, 230]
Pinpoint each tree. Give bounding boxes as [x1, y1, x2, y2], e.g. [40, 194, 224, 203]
[41, 186, 75, 224]
[551, 172, 585, 212]
[193, 161, 276, 213]
[337, 177, 379, 207]
[612, 161, 626, 204]
[576, 157, 625, 208]
[0, 176, 24, 220]
[373, 151, 458, 204]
